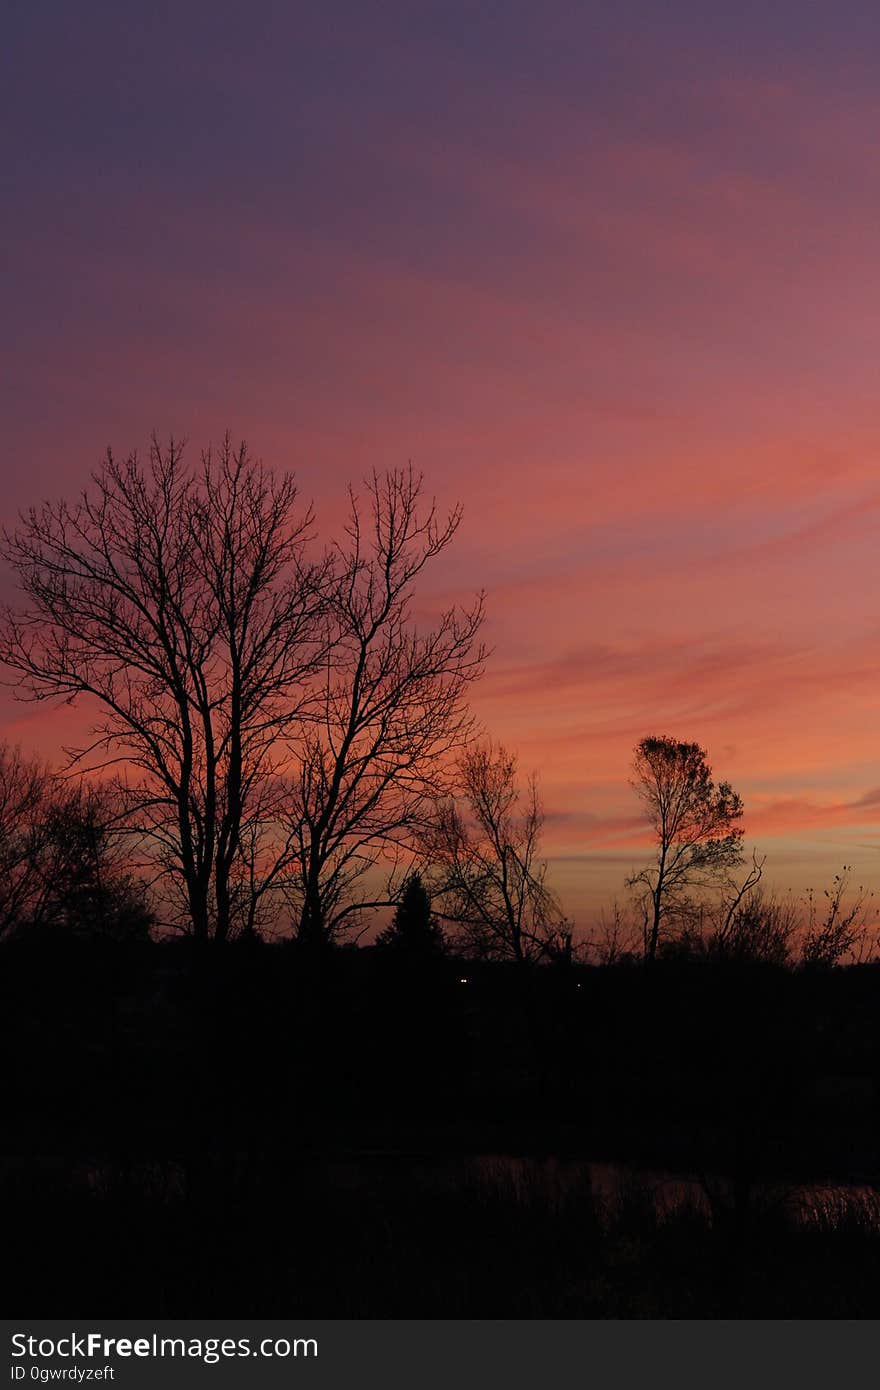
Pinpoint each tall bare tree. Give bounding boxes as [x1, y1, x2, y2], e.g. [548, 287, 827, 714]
[627, 735, 745, 962]
[283, 468, 485, 945]
[423, 742, 570, 964]
[0, 437, 328, 940]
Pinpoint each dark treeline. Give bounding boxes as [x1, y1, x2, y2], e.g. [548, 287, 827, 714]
[2, 440, 880, 1317]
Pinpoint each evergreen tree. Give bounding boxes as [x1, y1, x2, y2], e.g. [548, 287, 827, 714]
[375, 873, 446, 957]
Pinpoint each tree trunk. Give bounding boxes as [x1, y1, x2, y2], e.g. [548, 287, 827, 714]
[188, 879, 211, 941]
[298, 875, 326, 949]
[647, 895, 661, 962]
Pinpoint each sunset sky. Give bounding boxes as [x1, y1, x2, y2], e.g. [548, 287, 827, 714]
[5, 1, 880, 923]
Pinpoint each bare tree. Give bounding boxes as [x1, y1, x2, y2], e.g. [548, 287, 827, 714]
[627, 735, 745, 962]
[801, 867, 876, 967]
[706, 855, 798, 966]
[28, 781, 153, 941]
[0, 743, 53, 939]
[586, 900, 642, 966]
[283, 467, 485, 945]
[423, 742, 569, 964]
[0, 436, 328, 940]
[709, 850, 765, 952]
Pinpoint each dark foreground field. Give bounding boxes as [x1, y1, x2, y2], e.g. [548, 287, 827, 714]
[7, 1151, 880, 1317]
[3, 939, 880, 1316]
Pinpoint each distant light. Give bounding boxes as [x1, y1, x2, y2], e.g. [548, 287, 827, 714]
[459, 977, 468, 984]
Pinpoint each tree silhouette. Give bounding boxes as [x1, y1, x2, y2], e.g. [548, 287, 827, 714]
[695, 854, 797, 965]
[0, 743, 53, 939]
[713, 887, 795, 966]
[627, 735, 744, 962]
[801, 867, 874, 967]
[0, 437, 328, 940]
[283, 467, 485, 946]
[423, 741, 569, 964]
[374, 871, 446, 957]
[28, 782, 153, 941]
